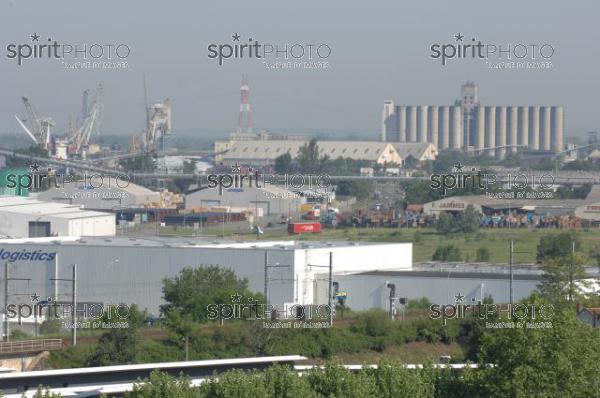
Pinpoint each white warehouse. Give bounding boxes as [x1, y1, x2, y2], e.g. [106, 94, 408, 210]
[0, 196, 115, 238]
[0, 236, 412, 315]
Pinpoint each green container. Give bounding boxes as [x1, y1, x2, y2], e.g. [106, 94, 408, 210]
[0, 168, 29, 197]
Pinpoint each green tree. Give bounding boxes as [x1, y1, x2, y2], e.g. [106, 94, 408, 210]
[435, 205, 479, 234]
[432, 245, 462, 261]
[127, 371, 195, 397]
[457, 205, 480, 233]
[86, 304, 146, 366]
[119, 154, 157, 172]
[403, 155, 418, 169]
[297, 139, 328, 174]
[182, 159, 197, 174]
[336, 180, 373, 200]
[274, 152, 293, 174]
[536, 232, 581, 262]
[466, 302, 600, 397]
[474, 247, 490, 262]
[538, 253, 589, 305]
[436, 212, 455, 234]
[161, 266, 259, 324]
[404, 181, 442, 204]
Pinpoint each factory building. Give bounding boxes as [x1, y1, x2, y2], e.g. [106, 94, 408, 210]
[0, 197, 115, 238]
[218, 140, 409, 167]
[185, 184, 306, 216]
[382, 83, 564, 158]
[0, 237, 412, 316]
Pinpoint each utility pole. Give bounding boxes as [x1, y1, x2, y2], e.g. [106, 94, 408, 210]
[185, 336, 189, 361]
[4, 263, 31, 342]
[51, 264, 77, 345]
[72, 264, 77, 346]
[264, 251, 269, 309]
[3, 262, 7, 342]
[262, 253, 291, 322]
[509, 240, 514, 306]
[569, 240, 575, 302]
[328, 252, 333, 327]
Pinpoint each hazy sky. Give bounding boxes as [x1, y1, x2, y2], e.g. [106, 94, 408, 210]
[0, 0, 598, 138]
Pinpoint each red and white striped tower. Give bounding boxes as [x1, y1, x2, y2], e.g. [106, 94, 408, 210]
[237, 73, 252, 134]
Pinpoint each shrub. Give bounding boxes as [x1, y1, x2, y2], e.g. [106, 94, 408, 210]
[475, 247, 490, 262]
[432, 245, 463, 261]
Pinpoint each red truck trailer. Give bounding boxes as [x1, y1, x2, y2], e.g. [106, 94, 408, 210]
[288, 222, 322, 234]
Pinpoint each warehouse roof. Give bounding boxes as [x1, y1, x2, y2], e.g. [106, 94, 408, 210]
[426, 195, 586, 209]
[0, 235, 408, 251]
[223, 140, 400, 162]
[392, 142, 437, 161]
[37, 180, 160, 198]
[357, 262, 600, 279]
[586, 185, 600, 202]
[0, 196, 112, 219]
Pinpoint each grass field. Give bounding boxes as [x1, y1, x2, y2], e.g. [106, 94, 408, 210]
[152, 225, 600, 264]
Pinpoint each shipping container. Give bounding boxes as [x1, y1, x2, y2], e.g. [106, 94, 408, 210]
[288, 222, 322, 234]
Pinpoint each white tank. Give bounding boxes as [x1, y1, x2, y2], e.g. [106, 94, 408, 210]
[484, 106, 496, 156]
[450, 106, 462, 149]
[406, 106, 417, 142]
[417, 106, 429, 143]
[398, 106, 407, 142]
[507, 106, 518, 154]
[438, 106, 450, 150]
[495, 106, 507, 159]
[540, 107, 552, 151]
[428, 106, 439, 149]
[551, 106, 564, 153]
[517, 106, 529, 148]
[528, 106, 540, 150]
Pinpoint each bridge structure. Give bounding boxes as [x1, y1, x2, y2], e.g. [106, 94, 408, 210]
[0, 147, 598, 185]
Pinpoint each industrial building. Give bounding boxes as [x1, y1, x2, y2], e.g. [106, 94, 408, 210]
[0, 197, 115, 238]
[575, 185, 600, 224]
[217, 140, 404, 167]
[0, 236, 413, 317]
[185, 184, 307, 216]
[0, 234, 577, 328]
[423, 195, 585, 217]
[382, 82, 565, 158]
[335, 263, 545, 311]
[423, 186, 600, 225]
[36, 181, 164, 210]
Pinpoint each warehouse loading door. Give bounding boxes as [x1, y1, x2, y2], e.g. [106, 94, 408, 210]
[251, 201, 270, 216]
[29, 221, 51, 237]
